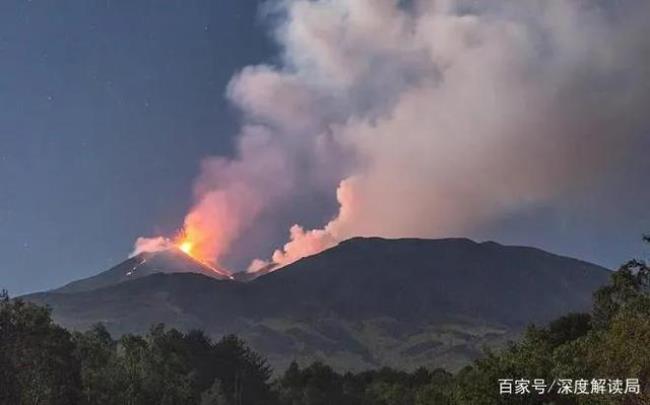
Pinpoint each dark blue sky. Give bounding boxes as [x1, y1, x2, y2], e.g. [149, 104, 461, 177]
[0, 0, 275, 294]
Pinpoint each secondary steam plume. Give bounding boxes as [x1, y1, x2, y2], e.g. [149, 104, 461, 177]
[136, 0, 650, 272]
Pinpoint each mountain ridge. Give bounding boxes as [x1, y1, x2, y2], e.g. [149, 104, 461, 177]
[22, 237, 611, 372]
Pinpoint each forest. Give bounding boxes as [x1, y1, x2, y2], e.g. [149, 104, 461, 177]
[1, 241, 649, 405]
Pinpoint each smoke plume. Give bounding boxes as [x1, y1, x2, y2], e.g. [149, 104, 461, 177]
[137, 0, 650, 271]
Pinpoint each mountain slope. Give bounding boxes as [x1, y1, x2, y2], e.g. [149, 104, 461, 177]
[54, 248, 231, 294]
[23, 237, 611, 372]
[247, 237, 609, 324]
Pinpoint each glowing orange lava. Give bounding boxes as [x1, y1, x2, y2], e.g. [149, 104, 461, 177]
[179, 241, 193, 255]
[173, 232, 232, 279]
[174, 230, 208, 263]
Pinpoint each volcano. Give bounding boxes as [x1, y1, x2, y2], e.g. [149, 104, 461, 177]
[25, 237, 612, 372]
[54, 248, 231, 294]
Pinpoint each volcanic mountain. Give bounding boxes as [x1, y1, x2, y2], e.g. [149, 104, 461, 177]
[23, 237, 611, 372]
[54, 248, 231, 294]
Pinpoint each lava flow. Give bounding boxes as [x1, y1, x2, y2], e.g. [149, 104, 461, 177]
[172, 233, 232, 279]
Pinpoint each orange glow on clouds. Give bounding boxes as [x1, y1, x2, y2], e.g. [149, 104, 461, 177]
[172, 222, 225, 269]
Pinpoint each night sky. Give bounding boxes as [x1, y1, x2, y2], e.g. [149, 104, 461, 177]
[0, 0, 275, 294]
[2, 1, 649, 295]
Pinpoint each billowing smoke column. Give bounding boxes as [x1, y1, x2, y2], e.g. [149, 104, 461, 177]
[133, 125, 294, 266]
[136, 0, 650, 272]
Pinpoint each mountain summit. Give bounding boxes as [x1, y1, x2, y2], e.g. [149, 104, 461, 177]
[54, 248, 231, 294]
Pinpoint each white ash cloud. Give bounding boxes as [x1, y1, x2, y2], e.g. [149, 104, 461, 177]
[131, 236, 173, 257]
[136, 0, 650, 271]
[247, 0, 650, 269]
